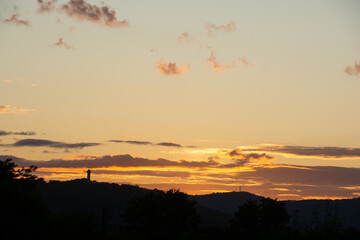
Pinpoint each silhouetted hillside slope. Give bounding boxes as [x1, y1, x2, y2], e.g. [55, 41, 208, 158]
[37, 179, 231, 227]
[37, 179, 150, 226]
[284, 198, 360, 229]
[189, 191, 262, 214]
[37, 179, 360, 229]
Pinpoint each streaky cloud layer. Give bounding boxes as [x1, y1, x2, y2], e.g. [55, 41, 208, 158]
[0, 105, 33, 114]
[243, 145, 360, 159]
[110, 139, 195, 148]
[3, 154, 360, 199]
[0, 130, 36, 136]
[1, 139, 100, 149]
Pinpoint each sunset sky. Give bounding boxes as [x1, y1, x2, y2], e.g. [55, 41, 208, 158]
[1, 0, 360, 200]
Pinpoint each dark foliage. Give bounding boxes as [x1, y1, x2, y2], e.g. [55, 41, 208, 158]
[124, 189, 201, 240]
[0, 159, 98, 240]
[232, 197, 291, 240]
[0, 159, 49, 239]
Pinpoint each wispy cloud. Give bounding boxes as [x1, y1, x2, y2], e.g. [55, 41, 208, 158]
[109, 139, 194, 148]
[0, 130, 36, 136]
[109, 140, 153, 145]
[206, 21, 236, 36]
[238, 57, 253, 67]
[227, 148, 274, 165]
[53, 38, 73, 49]
[156, 142, 182, 148]
[1, 80, 13, 83]
[177, 32, 190, 44]
[156, 61, 190, 76]
[344, 61, 360, 76]
[1, 14, 30, 27]
[1, 138, 100, 149]
[7, 154, 219, 168]
[0, 105, 33, 114]
[93, 169, 192, 179]
[37, 0, 58, 13]
[37, 0, 129, 28]
[243, 145, 360, 159]
[207, 50, 238, 73]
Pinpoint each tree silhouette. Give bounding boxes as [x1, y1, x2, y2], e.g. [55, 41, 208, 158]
[232, 199, 260, 234]
[0, 159, 48, 239]
[0, 158, 44, 187]
[124, 189, 200, 240]
[0, 158, 98, 240]
[232, 197, 290, 240]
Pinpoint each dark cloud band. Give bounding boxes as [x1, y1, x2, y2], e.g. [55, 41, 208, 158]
[244, 145, 360, 159]
[110, 139, 193, 148]
[0, 130, 36, 136]
[1, 138, 100, 149]
[4, 154, 218, 169]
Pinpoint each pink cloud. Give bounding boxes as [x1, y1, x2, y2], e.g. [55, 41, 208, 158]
[36, 0, 129, 28]
[177, 32, 190, 44]
[156, 61, 190, 76]
[37, 0, 58, 14]
[60, 0, 129, 28]
[207, 51, 238, 73]
[206, 21, 236, 36]
[344, 61, 360, 76]
[2, 14, 30, 27]
[53, 38, 73, 49]
[238, 57, 253, 67]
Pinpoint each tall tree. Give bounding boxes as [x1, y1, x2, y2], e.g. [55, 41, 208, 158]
[124, 189, 200, 240]
[232, 197, 290, 240]
[0, 159, 48, 239]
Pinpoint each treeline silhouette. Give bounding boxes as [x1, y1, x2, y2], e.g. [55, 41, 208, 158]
[1, 158, 359, 240]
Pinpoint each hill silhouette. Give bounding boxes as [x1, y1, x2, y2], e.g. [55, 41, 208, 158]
[37, 179, 233, 227]
[2, 158, 360, 239]
[36, 179, 360, 229]
[189, 191, 262, 214]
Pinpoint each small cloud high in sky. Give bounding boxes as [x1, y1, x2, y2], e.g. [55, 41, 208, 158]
[177, 32, 190, 44]
[344, 61, 360, 76]
[156, 61, 190, 75]
[53, 37, 73, 49]
[36, 0, 57, 13]
[238, 57, 253, 67]
[206, 21, 236, 36]
[1, 14, 30, 27]
[207, 50, 238, 73]
[1, 0, 359, 199]
[36, 0, 129, 28]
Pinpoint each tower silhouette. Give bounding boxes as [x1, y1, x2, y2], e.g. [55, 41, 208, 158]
[87, 169, 91, 182]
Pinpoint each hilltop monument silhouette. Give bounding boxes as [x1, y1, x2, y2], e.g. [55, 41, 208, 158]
[87, 169, 91, 182]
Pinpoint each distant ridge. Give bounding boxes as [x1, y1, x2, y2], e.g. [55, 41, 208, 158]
[37, 179, 360, 228]
[189, 191, 262, 214]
